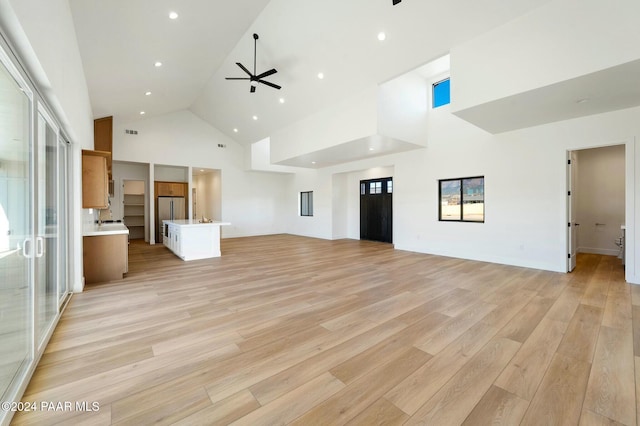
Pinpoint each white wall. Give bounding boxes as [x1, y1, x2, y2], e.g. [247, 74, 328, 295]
[575, 145, 625, 255]
[155, 165, 188, 182]
[450, 0, 640, 112]
[286, 169, 331, 239]
[282, 100, 639, 283]
[113, 110, 290, 238]
[270, 86, 378, 164]
[193, 171, 221, 221]
[378, 72, 428, 146]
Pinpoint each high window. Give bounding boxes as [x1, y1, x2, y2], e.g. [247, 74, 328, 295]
[433, 78, 450, 108]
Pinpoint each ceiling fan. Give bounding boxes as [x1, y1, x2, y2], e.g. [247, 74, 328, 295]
[225, 33, 281, 93]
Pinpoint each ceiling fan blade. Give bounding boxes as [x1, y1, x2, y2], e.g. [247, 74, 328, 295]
[225, 77, 251, 80]
[236, 62, 253, 77]
[258, 80, 281, 90]
[255, 68, 277, 80]
[250, 85, 256, 93]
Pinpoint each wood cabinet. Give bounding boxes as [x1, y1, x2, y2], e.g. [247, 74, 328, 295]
[94, 116, 113, 180]
[83, 234, 128, 284]
[155, 181, 186, 197]
[82, 150, 109, 209]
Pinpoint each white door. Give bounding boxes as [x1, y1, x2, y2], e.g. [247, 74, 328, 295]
[568, 151, 578, 271]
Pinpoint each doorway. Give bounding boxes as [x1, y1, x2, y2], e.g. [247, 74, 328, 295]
[123, 180, 145, 240]
[567, 144, 626, 272]
[360, 177, 393, 243]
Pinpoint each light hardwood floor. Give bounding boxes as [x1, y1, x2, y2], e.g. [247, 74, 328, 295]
[12, 235, 639, 425]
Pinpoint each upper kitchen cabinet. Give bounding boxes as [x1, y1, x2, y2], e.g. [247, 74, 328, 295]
[94, 116, 113, 180]
[156, 181, 187, 197]
[82, 150, 109, 209]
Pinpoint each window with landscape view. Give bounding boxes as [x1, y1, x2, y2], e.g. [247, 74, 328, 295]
[439, 176, 484, 222]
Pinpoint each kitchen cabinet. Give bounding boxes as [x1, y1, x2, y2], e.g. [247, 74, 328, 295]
[82, 149, 109, 209]
[94, 116, 113, 180]
[156, 181, 186, 197]
[83, 233, 128, 284]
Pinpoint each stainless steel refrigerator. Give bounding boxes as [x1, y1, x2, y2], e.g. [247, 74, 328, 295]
[157, 196, 186, 241]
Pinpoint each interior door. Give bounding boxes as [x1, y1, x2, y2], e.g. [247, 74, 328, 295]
[568, 151, 578, 271]
[360, 178, 393, 243]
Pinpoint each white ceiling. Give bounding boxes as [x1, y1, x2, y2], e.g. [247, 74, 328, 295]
[70, 0, 553, 148]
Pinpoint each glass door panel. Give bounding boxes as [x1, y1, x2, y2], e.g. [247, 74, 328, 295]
[0, 54, 33, 402]
[36, 111, 58, 347]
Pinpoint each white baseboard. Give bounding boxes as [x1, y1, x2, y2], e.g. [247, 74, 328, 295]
[577, 247, 620, 256]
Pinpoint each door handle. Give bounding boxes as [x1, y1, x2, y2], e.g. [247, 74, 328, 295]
[36, 236, 44, 258]
[574, 223, 580, 226]
[22, 238, 32, 258]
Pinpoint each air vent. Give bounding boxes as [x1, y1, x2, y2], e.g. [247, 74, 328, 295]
[125, 129, 138, 135]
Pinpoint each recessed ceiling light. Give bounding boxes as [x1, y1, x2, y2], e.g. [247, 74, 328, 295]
[169, 11, 178, 19]
[140, 111, 145, 115]
[154, 61, 162, 67]
[311, 161, 316, 164]
[145, 91, 152, 96]
[369, 147, 374, 151]
[233, 128, 238, 133]
[252, 115, 258, 121]
[317, 72, 324, 80]
[377, 32, 386, 41]
[279, 98, 285, 104]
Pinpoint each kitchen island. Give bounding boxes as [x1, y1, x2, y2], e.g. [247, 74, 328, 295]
[162, 219, 230, 261]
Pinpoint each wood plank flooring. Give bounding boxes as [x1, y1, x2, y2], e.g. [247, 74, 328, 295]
[11, 234, 638, 425]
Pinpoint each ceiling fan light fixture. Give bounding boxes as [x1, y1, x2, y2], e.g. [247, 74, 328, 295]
[225, 33, 281, 93]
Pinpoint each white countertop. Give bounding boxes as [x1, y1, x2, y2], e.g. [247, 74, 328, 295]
[163, 219, 231, 227]
[84, 223, 129, 237]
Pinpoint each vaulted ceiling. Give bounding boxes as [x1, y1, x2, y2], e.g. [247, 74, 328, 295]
[69, 0, 552, 146]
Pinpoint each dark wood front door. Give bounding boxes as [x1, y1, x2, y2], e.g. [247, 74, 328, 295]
[360, 178, 393, 243]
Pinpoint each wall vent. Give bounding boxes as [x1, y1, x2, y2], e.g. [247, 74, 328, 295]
[125, 129, 138, 135]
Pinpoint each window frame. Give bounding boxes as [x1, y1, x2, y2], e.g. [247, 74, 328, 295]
[438, 176, 484, 223]
[300, 191, 313, 217]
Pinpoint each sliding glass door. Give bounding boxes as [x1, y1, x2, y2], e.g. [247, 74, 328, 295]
[0, 36, 71, 424]
[0, 46, 34, 408]
[36, 110, 59, 347]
